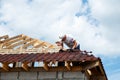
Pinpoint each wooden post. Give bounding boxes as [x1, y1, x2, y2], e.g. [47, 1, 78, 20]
[65, 61, 71, 70]
[83, 61, 99, 70]
[43, 62, 49, 71]
[2, 62, 10, 71]
[22, 62, 29, 71]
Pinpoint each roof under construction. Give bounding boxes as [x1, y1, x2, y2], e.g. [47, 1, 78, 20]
[0, 34, 60, 53]
[0, 34, 108, 80]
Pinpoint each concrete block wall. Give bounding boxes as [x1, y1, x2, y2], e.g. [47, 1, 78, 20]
[0, 72, 18, 80]
[0, 71, 88, 80]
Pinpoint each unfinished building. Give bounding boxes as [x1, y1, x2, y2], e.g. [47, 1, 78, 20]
[0, 34, 107, 80]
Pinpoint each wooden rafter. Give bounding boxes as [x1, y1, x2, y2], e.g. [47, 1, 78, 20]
[83, 61, 99, 70]
[22, 62, 29, 71]
[1, 34, 23, 43]
[2, 62, 10, 71]
[2, 36, 26, 47]
[47, 45, 54, 48]
[22, 39, 38, 49]
[85, 70, 90, 79]
[98, 59, 107, 80]
[0, 66, 83, 72]
[65, 61, 71, 70]
[0, 35, 9, 40]
[6, 38, 33, 49]
[87, 69, 92, 75]
[34, 42, 45, 48]
[0, 34, 61, 53]
[43, 62, 49, 71]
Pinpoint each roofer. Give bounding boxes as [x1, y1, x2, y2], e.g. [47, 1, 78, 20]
[56, 34, 80, 66]
[58, 34, 80, 50]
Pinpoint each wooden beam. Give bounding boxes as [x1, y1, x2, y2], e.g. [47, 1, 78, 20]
[85, 70, 90, 80]
[65, 61, 71, 70]
[34, 41, 55, 48]
[1, 34, 24, 43]
[46, 45, 55, 50]
[34, 42, 45, 48]
[22, 39, 38, 49]
[83, 61, 99, 70]
[0, 35, 9, 40]
[2, 63, 10, 71]
[99, 63, 105, 75]
[47, 45, 54, 48]
[43, 62, 49, 71]
[22, 62, 29, 71]
[2, 36, 26, 47]
[0, 66, 83, 72]
[43, 45, 55, 52]
[90, 67, 103, 76]
[6, 38, 33, 49]
[98, 60, 107, 80]
[87, 69, 92, 75]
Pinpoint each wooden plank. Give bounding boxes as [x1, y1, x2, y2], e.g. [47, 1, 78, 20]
[2, 63, 10, 71]
[0, 34, 24, 43]
[34, 40, 55, 48]
[47, 45, 54, 48]
[0, 35, 9, 40]
[43, 45, 55, 52]
[99, 63, 105, 75]
[65, 61, 71, 70]
[43, 62, 49, 71]
[98, 60, 108, 80]
[85, 70, 90, 80]
[87, 69, 92, 75]
[6, 38, 33, 49]
[2, 36, 26, 47]
[0, 66, 83, 72]
[22, 62, 29, 71]
[34, 42, 45, 48]
[22, 39, 38, 49]
[83, 61, 99, 70]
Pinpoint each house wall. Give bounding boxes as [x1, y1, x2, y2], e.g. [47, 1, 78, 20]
[0, 71, 88, 80]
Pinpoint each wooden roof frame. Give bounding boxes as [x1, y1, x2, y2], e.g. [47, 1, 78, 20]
[0, 34, 60, 53]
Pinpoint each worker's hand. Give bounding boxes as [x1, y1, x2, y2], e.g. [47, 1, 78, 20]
[72, 40, 77, 49]
[56, 41, 62, 46]
[56, 41, 63, 49]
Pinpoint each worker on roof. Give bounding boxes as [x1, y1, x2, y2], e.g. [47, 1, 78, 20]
[58, 34, 80, 50]
[56, 34, 80, 66]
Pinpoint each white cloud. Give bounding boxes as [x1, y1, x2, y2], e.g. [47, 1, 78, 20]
[89, 0, 120, 40]
[0, 25, 15, 36]
[1, 1, 120, 79]
[89, 0, 120, 55]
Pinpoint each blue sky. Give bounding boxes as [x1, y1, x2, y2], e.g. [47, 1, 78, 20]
[0, 0, 120, 80]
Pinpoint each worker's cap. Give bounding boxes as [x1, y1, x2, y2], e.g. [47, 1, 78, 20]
[59, 35, 65, 39]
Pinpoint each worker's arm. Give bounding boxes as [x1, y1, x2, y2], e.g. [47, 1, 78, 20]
[72, 40, 77, 49]
[56, 41, 63, 49]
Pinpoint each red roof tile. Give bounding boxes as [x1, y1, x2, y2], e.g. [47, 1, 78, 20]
[0, 50, 98, 63]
